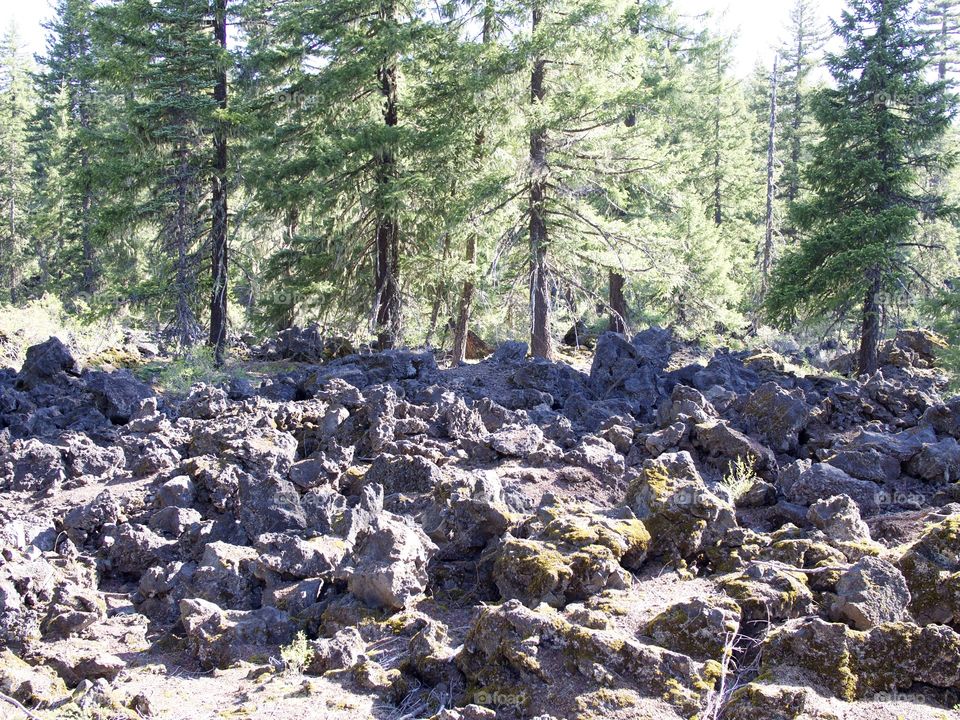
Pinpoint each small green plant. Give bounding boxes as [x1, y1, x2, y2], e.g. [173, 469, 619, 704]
[151, 346, 233, 394]
[280, 631, 314, 675]
[722, 456, 758, 501]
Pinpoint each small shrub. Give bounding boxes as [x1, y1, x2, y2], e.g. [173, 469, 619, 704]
[152, 347, 231, 394]
[722, 456, 758, 501]
[280, 631, 314, 675]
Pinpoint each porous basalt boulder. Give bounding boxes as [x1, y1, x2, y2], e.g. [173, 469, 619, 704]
[762, 617, 960, 700]
[895, 513, 960, 626]
[626, 451, 736, 559]
[829, 557, 911, 630]
[644, 596, 741, 662]
[179, 598, 295, 670]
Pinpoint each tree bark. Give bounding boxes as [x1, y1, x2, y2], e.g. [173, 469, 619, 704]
[857, 271, 882, 376]
[209, 0, 229, 366]
[451, 234, 475, 364]
[278, 207, 299, 330]
[712, 56, 722, 226]
[173, 143, 197, 348]
[451, 0, 494, 365]
[373, 0, 401, 349]
[608, 270, 626, 333]
[788, 33, 803, 205]
[760, 56, 778, 301]
[529, 0, 552, 360]
[425, 232, 450, 347]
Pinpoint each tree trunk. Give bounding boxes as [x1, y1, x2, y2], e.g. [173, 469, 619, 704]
[278, 207, 299, 331]
[451, 0, 494, 366]
[451, 234, 476, 364]
[209, 0, 229, 367]
[608, 270, 627, 333]
[173, 144, 197, 349]
[760, 56, 778, 301]
[788, 34, 803, 206]
[940, 12, 948, 82]
[373, 0, 401, 349]
[425, 233, 450, 347]
[529, 0, 552, 360]
[857, 271, 882, 376]
[712, 57, 722, 226]
[612, 3, 642, 318]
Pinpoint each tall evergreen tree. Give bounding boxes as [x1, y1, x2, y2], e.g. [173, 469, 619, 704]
[767, 0, 957, 375]
[0, 27, 34, 302]
[778, 0, 826, 215]
[244, 0, 430, 345]
[919, 0, 960, 81]
[95, 0, 223, 347]
[33, 0, 100, 297]
[209, 0, 229, 365]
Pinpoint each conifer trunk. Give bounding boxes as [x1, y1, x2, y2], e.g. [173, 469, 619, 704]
[173, 144, 197, 348]
[788, 35, 803, 205]
[760, 57, 778, 301]
[609, 270, 626, 333]
[451, 233, 476, 363]
[857, 271, 882, 376]
[79, 95, 95, 295]
[209, 0, 229, 366]
[529, 0, 552, 360]
[451, 0, 494, 365]
[374, 0, 401, 349]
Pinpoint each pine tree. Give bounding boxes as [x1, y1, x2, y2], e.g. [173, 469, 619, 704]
[767, 0, 957, 375]
[451, 0, 498, 364]
[778, 0, 827, 215]
[676, 32, 759, 328]
[208, 0, 228, 365]
[94, 0, 223, 347]
[919, 0, 960, 81]
[244, 0, 429, 346]
[33, 0, 100, 298]
[0, 27, 34, 302]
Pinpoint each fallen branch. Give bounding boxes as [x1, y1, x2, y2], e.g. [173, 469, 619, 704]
[0, 692, 44, 720]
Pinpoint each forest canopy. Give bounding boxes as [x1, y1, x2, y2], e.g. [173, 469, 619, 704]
[1, 0, 959, 375]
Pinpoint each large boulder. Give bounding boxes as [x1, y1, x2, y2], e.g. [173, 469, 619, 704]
[906, 437, 960, 483]
[0, 438, 66, 491]
[762, 617, 960, 700]
[491, 503, 648, 608]
[364, 454, 443, 496]
[626, 451, 736, 559]
[56, 432, 125, 481]
[739, 382, 810, 454]
[720, 562, 814, 624]
[645, 596, 741, 662]
[692, 420, 776, 473]
[778, 461, 880, 515]
[588, 330, 671, 419]
[895, 513, 960, 626]
[656, 384, 716, 427]
[830, 557, 911, 630]
[237, 471, 306, 538]
[342, 490, 436, 610]
[806, 494, 871, 543]
[14, 337, 79, 390]
[189, 542, 261, 610]
[822, 448, 901, 484]
[83, 370, 153, 424]
[457, 599, 716, 718]
[179, 598, 295, 670]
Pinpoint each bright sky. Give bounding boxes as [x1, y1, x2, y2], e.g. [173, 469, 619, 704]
[2, 0, 849, 75]
[674, 0, 848, 74]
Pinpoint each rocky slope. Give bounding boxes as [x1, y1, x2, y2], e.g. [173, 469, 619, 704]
[0, 328, 959, 720]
